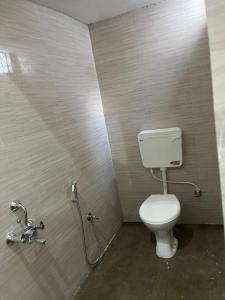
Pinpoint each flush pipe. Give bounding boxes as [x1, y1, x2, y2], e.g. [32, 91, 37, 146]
[160, 167, 168, 194]
[150, 168, 202, 197]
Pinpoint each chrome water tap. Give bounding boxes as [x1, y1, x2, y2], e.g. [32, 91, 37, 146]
[87, 212, 100, 222]
[6, 200, 46, 245]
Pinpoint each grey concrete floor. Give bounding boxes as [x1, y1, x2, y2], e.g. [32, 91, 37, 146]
[75, 223, 225, 300]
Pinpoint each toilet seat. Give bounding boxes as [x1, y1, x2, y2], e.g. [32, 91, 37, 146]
[139, 194, 180, 224]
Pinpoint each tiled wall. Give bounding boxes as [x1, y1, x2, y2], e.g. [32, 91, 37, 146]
[90, 0, 223, 223]
[0, 0, 122, 299]
[205, 0, 225, 223]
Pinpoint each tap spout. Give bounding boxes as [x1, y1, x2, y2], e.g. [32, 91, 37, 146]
[10, 200, 28, 226]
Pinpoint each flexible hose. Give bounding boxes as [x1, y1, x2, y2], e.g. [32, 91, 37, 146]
[73, 190, 104, 267]
[150, 168, 201, 190]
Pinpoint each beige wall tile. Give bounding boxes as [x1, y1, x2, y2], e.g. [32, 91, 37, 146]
[0, 0, 122, 299]
[90, 0, 223, 223]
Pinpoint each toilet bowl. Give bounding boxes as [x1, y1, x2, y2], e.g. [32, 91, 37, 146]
[139, 194, 181, 258]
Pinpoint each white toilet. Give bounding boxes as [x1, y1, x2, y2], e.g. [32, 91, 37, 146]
[139, 194, 181, 258]
[138, 128, 182, 258]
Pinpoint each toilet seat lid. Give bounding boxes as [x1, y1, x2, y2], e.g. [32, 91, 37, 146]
[139, 194, 180, 224]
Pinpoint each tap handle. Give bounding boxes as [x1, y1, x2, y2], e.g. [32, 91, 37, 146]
[34, 239, 47, 245]
[6, 232, 26, 244]
[34, 221, 45, 230]
[39, 221, 45, 229]
[87, 213, 100, 222]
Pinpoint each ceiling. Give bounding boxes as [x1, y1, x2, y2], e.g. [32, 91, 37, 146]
[29, 0, 154, 24]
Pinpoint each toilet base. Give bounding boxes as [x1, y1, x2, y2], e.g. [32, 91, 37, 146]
[155, 230, 178, 259]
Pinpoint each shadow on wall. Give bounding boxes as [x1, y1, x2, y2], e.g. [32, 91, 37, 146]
[0, 13, 121, 297]
[103, 23, 222, 223]
[1, 45, 120, 211]
[3, 52, 107, 170]
[8, 245, 68, 299]
[0, 48, 122, 297]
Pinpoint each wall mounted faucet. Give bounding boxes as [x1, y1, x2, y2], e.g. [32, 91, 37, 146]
[6, 200, 46, 246]
[10, 200, 28, 226]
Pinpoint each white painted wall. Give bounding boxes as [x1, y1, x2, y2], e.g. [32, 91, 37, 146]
[205, 0, 225, 225]
[29, 0, 155, 24]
